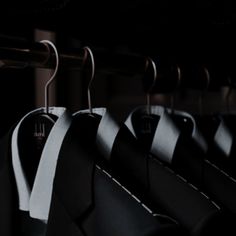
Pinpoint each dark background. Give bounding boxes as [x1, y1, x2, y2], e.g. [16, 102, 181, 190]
[0, 0, 236, 136]
[1, 0, 236, 49]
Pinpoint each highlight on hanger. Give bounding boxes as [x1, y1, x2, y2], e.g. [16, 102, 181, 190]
[40, 40, 59, 115]
[170, 65, 182, 113]
[83, 46, 95, 115]
[199, 66, 210, 116]
[32, 40, 60, 138]
[144, 57, 157, 115]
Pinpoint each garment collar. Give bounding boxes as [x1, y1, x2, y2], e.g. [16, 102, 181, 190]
[166, 109, 208, 152]
[11, 107, 72, 221]
[125, 106, 180, 164]
[214, 117, 233, 157]
[73, 108, 119, 160]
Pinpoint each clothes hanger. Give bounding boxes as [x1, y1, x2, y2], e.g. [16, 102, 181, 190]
[145, 57, 157, 115]
[199, 67, 210, 116]
[211, 77, 235, 159]
[72, 46, 104, 146]
[83, 46, 95, 115]
[139, 57, 158, 132]
[126, 57, 181, 149]
[123, 61, 231, 235]
[18, 39, 60, 138]
[125, 59, 205, 167]
[76, 45, 106, 124]
[126, 57, 161, 151]
[195, 67, 218, 136]
[27, 40, 60, 139]
[191, 66, 234, 156]
[221, 78, 236, 174]
[169, 65, 207, 138]
[40, 39, 59, 116]
[170, 65, 181, 114]
[225, 79, 233, 114]
[222, 77, 236, 130]
[168, 65, 193, 133]
[15, 40, 63, 187]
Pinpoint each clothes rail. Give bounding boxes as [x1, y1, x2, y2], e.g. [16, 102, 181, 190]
[0, 35, 233, 92]
[0, 36, 146, 75]
[0, 39, 84, 70]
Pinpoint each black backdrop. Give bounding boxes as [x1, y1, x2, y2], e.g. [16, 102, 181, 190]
[1, 0, 236, 71]
[1, 0, 236, 48]
[1, 0, 235, 89]
[0, 0, 236, 136]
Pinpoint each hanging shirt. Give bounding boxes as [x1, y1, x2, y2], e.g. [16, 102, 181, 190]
[71, 107, 231, 236]
[195, 114, 236, 217]
[125, 105, 208, 186]
[125, 105, 236, 227]
[10, 107, 72, 235]
[44, 107, 183, 236]
[196, 114, 234, 172]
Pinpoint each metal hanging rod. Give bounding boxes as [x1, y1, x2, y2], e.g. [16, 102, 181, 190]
[0, 35, 232, 91]
[0, 36, 147, 76]
[0, 41, 84, 69]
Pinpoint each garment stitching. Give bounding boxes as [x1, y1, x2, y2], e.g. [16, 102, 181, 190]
[204, 159, 236, 184]
[152, 157, 221, 210]
[95, 165, 178, 224]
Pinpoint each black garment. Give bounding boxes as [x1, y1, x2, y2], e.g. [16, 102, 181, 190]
[0, 115, 180, 236]
[194, 115, 236, 217]
[0, 127, 21, 236]
[106, 124, 230, 236]
[71, 110, 230, 236]
[47, 114, 181, 236]
[161, 113, 236, 227]
[126, 108, 236, 231]
[130, 109, 206, 188]
[0, 105, 64, 236]
[0, 128, 46, 236]
[196, 114, 236, 178]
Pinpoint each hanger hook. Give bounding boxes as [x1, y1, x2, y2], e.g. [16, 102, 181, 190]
[39, 40, 59, 114]
[171, 65, 181, 113]
[145, 57, 157, 114]
[83, 46, 95, 114]
[203, 67, 210, 89]
[226, 77, 233, 113]
[199, 67, 210, 115]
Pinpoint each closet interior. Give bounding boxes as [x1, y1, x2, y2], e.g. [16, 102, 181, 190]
[0, 1, 236, 236]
